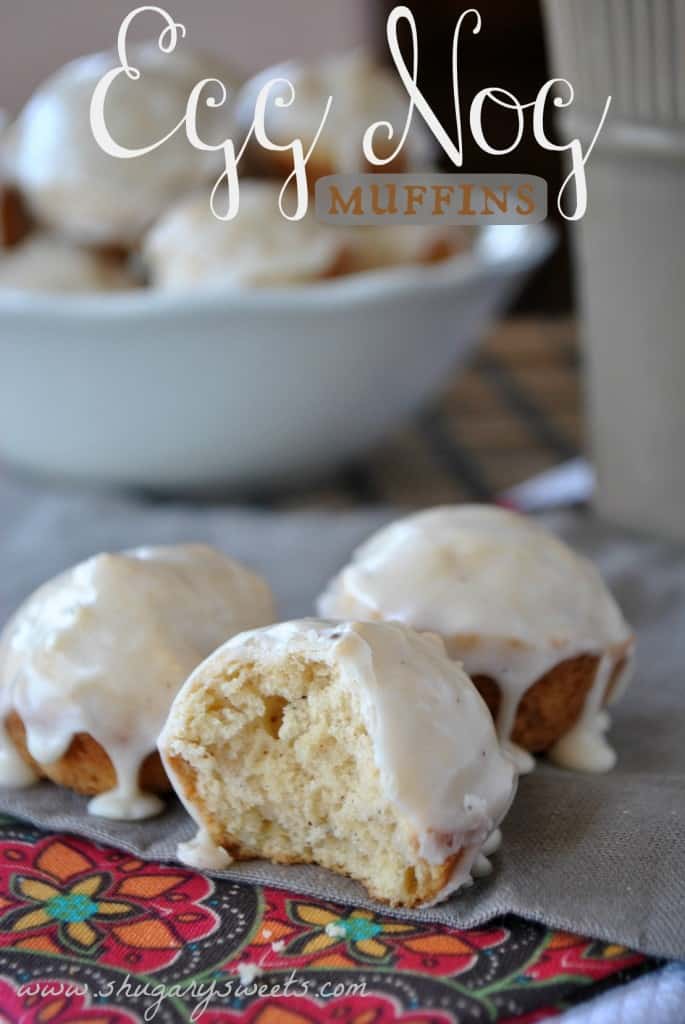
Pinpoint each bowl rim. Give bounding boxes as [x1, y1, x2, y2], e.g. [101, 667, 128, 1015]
[0, 223, 555, 320]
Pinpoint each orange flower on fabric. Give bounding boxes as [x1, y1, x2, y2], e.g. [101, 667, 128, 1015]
[0, 836, 219, 973]
[285, 901, 419, 966]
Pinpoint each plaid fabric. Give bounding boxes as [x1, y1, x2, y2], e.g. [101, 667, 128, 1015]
[275, 317, 582, 509]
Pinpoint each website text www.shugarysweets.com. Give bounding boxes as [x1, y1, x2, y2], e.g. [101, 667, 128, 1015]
[89, 5, 612, 224]
[18, 972, 368, 1021]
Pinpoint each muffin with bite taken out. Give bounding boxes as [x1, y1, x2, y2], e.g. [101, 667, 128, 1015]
[159, 618, 517, 907]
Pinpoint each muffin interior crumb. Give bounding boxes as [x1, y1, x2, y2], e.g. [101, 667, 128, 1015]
[166, 653, 453, 905]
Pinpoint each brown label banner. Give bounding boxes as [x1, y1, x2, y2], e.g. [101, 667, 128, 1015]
[315, 173, 548, 226]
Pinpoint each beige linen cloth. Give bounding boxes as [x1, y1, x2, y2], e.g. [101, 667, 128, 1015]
[0, 476, 683, 960]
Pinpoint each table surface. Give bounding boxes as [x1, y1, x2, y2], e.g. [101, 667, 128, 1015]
[270, 316, 582, 510]
[0, 318, 663, 1022]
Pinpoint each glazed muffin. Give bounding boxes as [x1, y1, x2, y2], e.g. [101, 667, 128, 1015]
[318, 506, 634, 774]
[0, 112, 32, 249]
[0, 544, 274, 818]
[159, 619, 516, 907]
[345, 224, 474, 274]
[7, 44, 240, 246]
[0, 187, 32, 250]
[236, 50, 433, 183]
[143, 181, 350, 289]
[0, 234, 137, 293]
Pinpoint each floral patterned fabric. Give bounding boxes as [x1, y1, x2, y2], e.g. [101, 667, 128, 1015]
[0, 816, 658, 1023]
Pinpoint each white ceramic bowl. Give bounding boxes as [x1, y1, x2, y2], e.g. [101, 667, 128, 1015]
[0, 225, 553, 493]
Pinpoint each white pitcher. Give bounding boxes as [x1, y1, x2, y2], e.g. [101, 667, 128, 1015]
[543, 0, 685, 541]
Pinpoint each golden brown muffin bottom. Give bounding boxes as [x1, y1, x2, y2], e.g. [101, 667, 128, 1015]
[166, 751, 460, 908]
[242, 138, 411, 192]
[472, 653, 626, 753]
[237, 146, 459, 277]
[5, 711, 169, 797]
[0, 186, 33, 248]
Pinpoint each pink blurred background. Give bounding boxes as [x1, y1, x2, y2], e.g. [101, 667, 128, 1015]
[1, 0, 367, 115]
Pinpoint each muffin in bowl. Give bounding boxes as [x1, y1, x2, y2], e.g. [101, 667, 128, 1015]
[143, 180, 352, 289]
[344, 224, 474, 274]
[0, 38, 552, 490]
[6, 43, 240, 247]
[236, 50, 434, 183]
[0, 234, 137, 293]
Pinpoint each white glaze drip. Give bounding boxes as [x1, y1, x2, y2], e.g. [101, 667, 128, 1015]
[471, 826, 503, 878]
[0, 544, 274, 818]
[236, 964, 263, 985]
[482, 827, 502, 857]
[0, 725, 38, 787]
[178, 829, 233, 870]
[502, 741, 536, 775]
[472, 855, 493, 878]
[548, 655, 616, 773]
[318, 506, 634, 773]
[88, 788, 164, 821]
